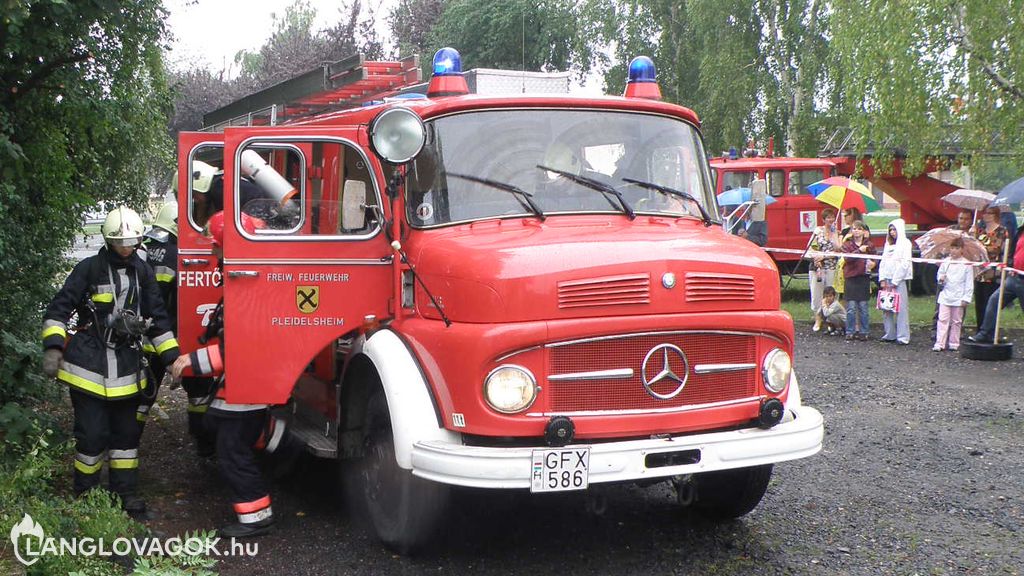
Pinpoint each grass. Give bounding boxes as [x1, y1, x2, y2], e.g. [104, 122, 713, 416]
[780, 276, 1024, 330]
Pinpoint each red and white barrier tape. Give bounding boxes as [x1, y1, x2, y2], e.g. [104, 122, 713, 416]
[761, 246, 1024, 276]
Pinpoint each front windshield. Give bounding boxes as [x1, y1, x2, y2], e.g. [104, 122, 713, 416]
[406, 109, 717, 227]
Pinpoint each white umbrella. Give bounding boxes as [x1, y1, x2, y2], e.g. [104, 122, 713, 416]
[940, 189, 996, 210]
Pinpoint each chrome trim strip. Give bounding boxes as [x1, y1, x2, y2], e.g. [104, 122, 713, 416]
[494, 346, 542, 363]
[544, 330, 783, 348]
[525, 396, 762, 418]
[179, 248, 214, 255]
[548, 368, 634, 381]
[222, 257, 393, 266]
[692, 363, 757, 375]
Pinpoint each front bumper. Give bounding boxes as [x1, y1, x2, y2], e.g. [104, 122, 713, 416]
[410, 405, 824, 489]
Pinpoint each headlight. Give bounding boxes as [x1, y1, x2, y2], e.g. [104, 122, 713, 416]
[484, 365, 537, 414]
[369, 107, 425, 164]
[762, 348, 791, 393]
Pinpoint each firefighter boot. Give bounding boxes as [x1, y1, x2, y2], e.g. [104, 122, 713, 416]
[219, 517, 274, 538]
[121, 494, 148, 517]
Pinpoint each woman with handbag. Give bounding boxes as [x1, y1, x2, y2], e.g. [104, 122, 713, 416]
[878, 218, 914, 344]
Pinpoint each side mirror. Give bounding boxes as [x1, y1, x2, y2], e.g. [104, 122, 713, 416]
[342, 180, 367, 231]
[750, 179, 767, 221]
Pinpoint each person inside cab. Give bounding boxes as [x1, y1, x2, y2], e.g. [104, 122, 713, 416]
[189, 160, 220, 229]
[725, 203, 768, 247]
[41, 206, 180, 517]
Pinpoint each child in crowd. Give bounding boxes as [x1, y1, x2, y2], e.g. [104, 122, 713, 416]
[815, 286, 846, 335]
[933, 237, 974, 351]
[879, 218, 914, 344]
[842, 220, 876, 341]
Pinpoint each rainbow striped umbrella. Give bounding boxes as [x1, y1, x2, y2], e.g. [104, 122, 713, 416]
[807, 177, 881, 212]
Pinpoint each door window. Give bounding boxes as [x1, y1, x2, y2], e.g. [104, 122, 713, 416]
[234, 140, 380, 239]
[188, 144, 224, 232]
[789, 169, 824, 196]
[721, 171, 755, 191]
[767, 170, 785, 197]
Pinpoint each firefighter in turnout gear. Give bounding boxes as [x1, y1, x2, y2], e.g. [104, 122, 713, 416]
[136, 200, 178, 430]
[137, 200, 217, 456]
[41, 206, 180, 515]
[171, 210, 275, 538]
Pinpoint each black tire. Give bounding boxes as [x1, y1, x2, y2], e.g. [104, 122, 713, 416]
[959, 340, 1014, 361]
[350, 391, 449, 554]
[692, 464, 773, 520]
[911, 262, 939, 296]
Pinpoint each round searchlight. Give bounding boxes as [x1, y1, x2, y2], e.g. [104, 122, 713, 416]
[369, 107, 425, 165]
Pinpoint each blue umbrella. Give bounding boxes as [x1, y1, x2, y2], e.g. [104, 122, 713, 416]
[716, 187, 776, 207]
[994, 175, 1024, 204]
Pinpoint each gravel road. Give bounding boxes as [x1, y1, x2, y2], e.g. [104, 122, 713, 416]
[139, 324, 1023, 575]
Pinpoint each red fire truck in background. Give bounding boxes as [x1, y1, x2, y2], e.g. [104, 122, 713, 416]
[710, 149, 962, 293]
[175, 49, 823, 552]
[710, 153, 840, 265]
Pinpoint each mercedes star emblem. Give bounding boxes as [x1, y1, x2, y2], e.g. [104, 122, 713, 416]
[641, 343, 689, 399]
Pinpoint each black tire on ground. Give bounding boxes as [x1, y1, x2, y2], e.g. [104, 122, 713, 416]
[959, 340, 1014, 361]
[349, 391, 450, 554]
[692, 464, 773, 520]
[911, 262, 939, 296]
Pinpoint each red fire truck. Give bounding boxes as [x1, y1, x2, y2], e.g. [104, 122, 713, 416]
[175, 50, 823, 552]
[710, 153, 840, 268]
[710, 146, 964, 292]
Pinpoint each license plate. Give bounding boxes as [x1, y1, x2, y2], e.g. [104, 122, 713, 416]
[530, 447, 590, 493]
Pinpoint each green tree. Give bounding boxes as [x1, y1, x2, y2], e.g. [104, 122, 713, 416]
[593, 1, 834, 157]
[389, 0, 449, 58]
[0, 0, 173, 340]
[424, 0, 605, 77]
[830, 0, 1024, 175]
[234, 0, 384, 94]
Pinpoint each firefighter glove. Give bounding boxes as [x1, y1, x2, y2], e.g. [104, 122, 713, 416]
[161, 371, 180, 391]
[42, 348, 63, 378]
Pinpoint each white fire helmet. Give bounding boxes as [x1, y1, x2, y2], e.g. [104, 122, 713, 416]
[192, 161, 218, 194]
[150, 200, 178, 237]
[101, 206, 145, 247]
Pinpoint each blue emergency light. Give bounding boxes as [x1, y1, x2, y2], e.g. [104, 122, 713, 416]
[627, 56, 657, 83]
[428, 47, 469, 97]
[432, 47, 462, 76]
[623, 56, 662, 100]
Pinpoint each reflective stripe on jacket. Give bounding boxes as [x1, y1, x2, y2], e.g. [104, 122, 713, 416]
[41, 247, 179, 400]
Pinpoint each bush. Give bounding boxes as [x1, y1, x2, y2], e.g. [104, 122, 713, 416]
[1, 433, 219, 575]
[0, 331, 218, 575]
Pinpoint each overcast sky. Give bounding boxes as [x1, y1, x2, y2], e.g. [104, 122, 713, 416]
[163, 0, 605, 94]
[164, 0, 394, 73]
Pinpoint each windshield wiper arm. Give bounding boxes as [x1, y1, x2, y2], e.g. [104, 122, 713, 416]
[536, 164, 635, 220]
[445, 172, 545, 221]
[620, 178, 713, 226]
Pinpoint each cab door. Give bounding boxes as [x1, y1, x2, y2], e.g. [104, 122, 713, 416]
[177, 133, 225, 356]
[220, 127, 393, 405]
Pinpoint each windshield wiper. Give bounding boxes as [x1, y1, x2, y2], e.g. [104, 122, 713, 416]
[444, 172, 545, 221]
[620, 178, 713, 226]
[536, 164, 636, 220]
